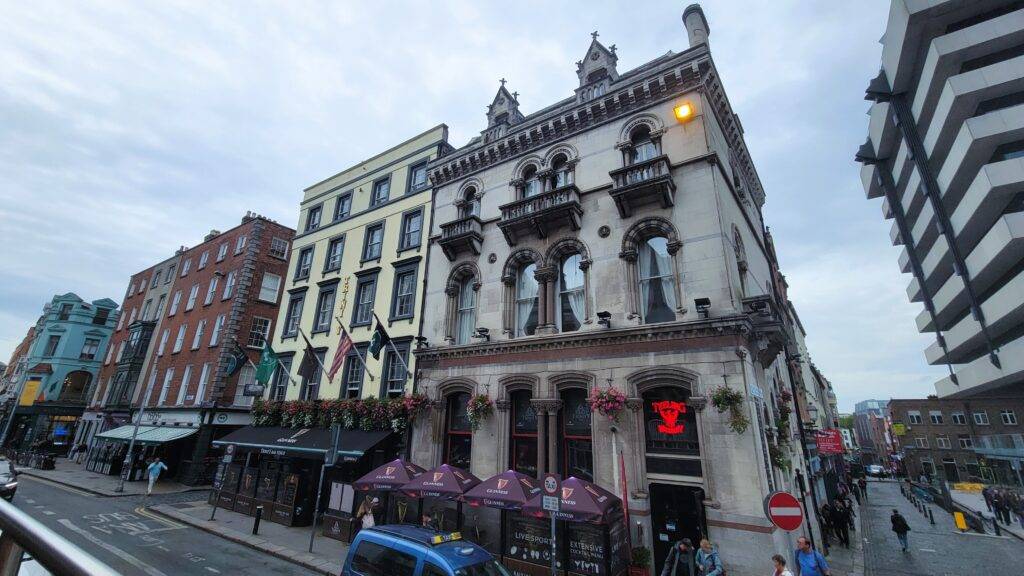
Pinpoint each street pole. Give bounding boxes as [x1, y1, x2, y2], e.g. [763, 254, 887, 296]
[115, 368, 157, 493]
[785, 354, 825, 554]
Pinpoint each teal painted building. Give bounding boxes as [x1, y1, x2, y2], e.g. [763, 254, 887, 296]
[5, 293, 119, 452]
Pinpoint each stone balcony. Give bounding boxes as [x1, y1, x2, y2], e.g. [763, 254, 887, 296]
[608, 155, 676, 218]
[438, 216, 484, 261]
[497, 184, 582, 246]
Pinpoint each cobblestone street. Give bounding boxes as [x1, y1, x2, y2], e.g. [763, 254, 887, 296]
[861, 481, 1023, 576]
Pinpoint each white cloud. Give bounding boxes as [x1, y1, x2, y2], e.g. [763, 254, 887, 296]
[1, 0, 936, 410]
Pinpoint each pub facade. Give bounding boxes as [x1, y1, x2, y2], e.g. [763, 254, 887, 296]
[411, 6, 818, 573]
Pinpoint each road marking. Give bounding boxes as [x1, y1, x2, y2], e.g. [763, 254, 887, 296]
[134, 507, 185, 529]
[43, 511, 55, 516]
[20, 475, 93, 497]
[920, 548, 936, 552]
[58, 519, 169, 576]
[206, 568, 220, 574]
[25, 499, 35, 504]
[157, 546, 170, 552]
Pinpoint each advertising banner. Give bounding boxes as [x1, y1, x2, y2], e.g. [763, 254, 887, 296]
[815, 428, 844, 454]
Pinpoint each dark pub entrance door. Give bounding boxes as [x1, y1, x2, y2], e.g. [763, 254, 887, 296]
[649, 483, 706, 572]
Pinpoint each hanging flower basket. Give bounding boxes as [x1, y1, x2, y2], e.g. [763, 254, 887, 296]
[769, 442, 791, 472]
[588, 387, 627, 422]
[255, 394, 432, 432]
[465, 394, 494, 431]
[710, 386, 749, 434]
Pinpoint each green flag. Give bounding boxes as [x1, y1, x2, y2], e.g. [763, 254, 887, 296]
[368, 315, 391, 360]
[256, 343, 278, 385]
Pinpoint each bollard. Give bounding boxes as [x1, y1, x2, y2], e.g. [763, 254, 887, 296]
[253, 505, 263, 535]
[928, 508, 935, 525]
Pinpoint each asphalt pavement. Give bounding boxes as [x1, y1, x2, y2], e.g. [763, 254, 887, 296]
[861, 480, 1023, 576]
[13, 475, 315, 575]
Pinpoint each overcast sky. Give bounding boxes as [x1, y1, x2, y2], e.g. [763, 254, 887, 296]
[0, 0, 946, 410]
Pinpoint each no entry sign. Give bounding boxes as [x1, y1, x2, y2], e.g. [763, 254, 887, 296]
[763, 491, 803, 531]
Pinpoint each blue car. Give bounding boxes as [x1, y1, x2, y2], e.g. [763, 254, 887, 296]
[341, 525, 510, 576]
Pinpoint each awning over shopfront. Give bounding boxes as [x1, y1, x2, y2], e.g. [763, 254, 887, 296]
[95, 425, 199, 446]
[211, 426, 390, 461]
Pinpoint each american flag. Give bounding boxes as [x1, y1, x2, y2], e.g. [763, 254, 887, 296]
[327, 327, 353, 382]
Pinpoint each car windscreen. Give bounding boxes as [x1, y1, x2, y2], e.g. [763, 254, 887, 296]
[0, 462, 13, 476]
[455, 560, 512, 576]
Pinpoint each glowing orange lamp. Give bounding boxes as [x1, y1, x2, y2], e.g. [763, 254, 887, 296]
[673, 102, 694, 121]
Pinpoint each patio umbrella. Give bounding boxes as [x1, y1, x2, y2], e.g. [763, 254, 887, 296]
[463, 470, 541, 510]
[353, 459, 425, 492]
[401, 463, 481, 499]
[522, 476, 622, 523]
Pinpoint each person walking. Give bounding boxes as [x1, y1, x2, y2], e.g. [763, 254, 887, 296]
[660, 538, 695, 576]
[793, 536, 830, 576]
[858, 477, 867, 499]
[695, 539, 724, 576]
[830, 502, 850, 548]
[770, 554, 794, 576]
[818, 503, 833, 546]
[146, 457, 168, 496]
[890, 508, 911, 552]
[982, 486, 993, 512]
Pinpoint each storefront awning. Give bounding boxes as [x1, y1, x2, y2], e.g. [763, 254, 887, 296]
[95, 425, 199, 446]
[212, 426, 390, 461]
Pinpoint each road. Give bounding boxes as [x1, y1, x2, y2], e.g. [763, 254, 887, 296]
[14, 475, 313, 575]
[861, 480, 1024, 576]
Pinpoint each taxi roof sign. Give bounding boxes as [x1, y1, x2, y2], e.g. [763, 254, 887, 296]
[430, 532, 462, 545]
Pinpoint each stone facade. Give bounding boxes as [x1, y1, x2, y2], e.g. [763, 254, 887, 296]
[410, 7, 824, 574]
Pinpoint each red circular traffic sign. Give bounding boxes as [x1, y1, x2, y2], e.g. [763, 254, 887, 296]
[763, 491, 803, 531]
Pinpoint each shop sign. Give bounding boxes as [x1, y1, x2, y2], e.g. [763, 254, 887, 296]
[260, 447, 287, 456]
[19, 379, 41, 407]
[815, 429, 844, 454]
[651, 400, 687, 434]
[892, 423, 906, 436]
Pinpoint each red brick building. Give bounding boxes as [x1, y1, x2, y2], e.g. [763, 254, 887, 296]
[85, 213, 293, 484]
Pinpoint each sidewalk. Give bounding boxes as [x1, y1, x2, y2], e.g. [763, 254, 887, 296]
[950, 489, 1024, 541]
[148, 498, 345, 575]
[17, 457, 208, 497]
[821, 490, 866, 576]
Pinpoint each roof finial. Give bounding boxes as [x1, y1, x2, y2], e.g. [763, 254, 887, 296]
[609, 44, 617, 55]
[512, 91, 519, 100]
[499, 77, 507, 87]
[591, 30, 599, 41]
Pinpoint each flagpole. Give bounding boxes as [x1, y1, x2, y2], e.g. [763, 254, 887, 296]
[334, 315, 375, 381]
[298, 327, 331, 375]
[372, 312, 412, 380]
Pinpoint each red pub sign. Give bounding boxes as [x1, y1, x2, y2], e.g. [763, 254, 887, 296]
[815, 429, 844, 455]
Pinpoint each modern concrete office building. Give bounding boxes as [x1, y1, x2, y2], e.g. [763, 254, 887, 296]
[857, 0, 1024, 399]
[410, 6, 827, 572]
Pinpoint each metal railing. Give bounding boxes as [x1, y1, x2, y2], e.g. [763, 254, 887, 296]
[609, 155, 671, 188]
[439, 215, 483, 239]
[499, 185, 580, 223]
[0, 497, 120, 576]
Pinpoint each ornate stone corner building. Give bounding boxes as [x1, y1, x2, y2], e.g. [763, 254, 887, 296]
[412, 5, 821, 572]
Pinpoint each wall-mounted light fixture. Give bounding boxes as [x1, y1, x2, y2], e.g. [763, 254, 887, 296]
[694, 297, 711, 319]
[473, 327, 490, 342]
[674, 102, 694, 122]
[597, 311, 611, 329]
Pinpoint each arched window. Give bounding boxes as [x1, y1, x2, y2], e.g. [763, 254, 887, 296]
[455, 277, 477, 344]
[515, 263, 539, 336]
[556, 253, 585, 332]
[630, 125, 658, 164]
[733, 226, 748, 297]
[522, 165, 541, 198]
[443, 392, 472, 470]
[459, 186, 479, 219]
[558, 388, 593, 481]
[550, 154, 573, 189]
[638, 236, 677, 323]
[509, 390, 538, 476]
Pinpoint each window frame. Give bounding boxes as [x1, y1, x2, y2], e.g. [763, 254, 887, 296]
[312, 285, 337, 334]
[443, 391, 472, 470]
[198, 251, 209, 269]
[361, 222, 385, 263]
[380, 339, 410, 398]
[406, 161, 429, 195]
[305, 204, 323, 232]
[929, 411, 943, 425]
[908, 411, 922, 425]
[271, 356, 293, 401]
[973, 411, 990, 425]
[294, 247, 314, 281]
[324, 235, 345, 273]
[389, 261, 418, 322]
[398, 208, 423, 252]
[79, 338, 100, 361]
[351, 272, 379, 327]
[555, 253, 585, 332]
[559, 388, 594, 481]
[952, 412, 966, 425]
[269, 237, 289, 260]
[216, 243, 228, 262]
[283, 293, 305, 338]
[509, 390, 538, 477]
[204, 277, 219, 306]
[185, 284, 200, 311]
[247, 316, 272, 348]
[209, 314, 226, 347]
[1001, 410, 1018, 425]
[515, 263, 539, 337]
[333, 192, 353, 221]
[258, 272, 282, 303]
[341, 344, 368, 399]
[300, 349, 326, 401]
[370, 176, 391, 207]
[222, 270, 237, 300]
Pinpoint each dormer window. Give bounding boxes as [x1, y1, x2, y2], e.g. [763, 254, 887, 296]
[522, 165, 542, 198]
[630, 125, 659, 164]
[550, 154, 574, 189]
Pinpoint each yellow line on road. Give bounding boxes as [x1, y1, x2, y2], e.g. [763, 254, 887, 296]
[135, 506, 185, 529]
[20, 474, 94, 497]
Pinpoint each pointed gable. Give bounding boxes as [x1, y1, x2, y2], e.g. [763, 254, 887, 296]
[575, 32, 619, 88]
[483, 80, 525, 143]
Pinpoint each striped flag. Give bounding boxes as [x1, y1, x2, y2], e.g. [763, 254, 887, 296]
[327, 328, 353, 383]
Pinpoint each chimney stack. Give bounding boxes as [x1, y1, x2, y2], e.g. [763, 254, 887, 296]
[682, 4, 710, 48]
[204, 229, 221, 242]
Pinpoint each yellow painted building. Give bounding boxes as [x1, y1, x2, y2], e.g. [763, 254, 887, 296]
[268, 125, 450, 401]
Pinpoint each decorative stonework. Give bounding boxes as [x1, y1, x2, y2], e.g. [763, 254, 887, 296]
[625, 398, 644, 412]
[495, 399, 511, 412]
[687, 396, 708, 411]
[598, 225, 611, 238]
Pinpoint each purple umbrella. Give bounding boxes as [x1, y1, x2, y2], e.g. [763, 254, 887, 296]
[463, 470, 541, 510]
[353, 459, 425, 492]
[522, 476, 622, 523]
[401, 463, 481, 499]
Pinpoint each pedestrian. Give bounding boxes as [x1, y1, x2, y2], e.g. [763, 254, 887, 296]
[858, 477, 867, 499]
[793, 536, 830, 576]
[818, 503, 833, 545]
[695, 539, 724, 576]
[982, 486, 993, 512]
[356, 496, 379, 530]
[830, 502, 850, 548]
[146, 457, 168, 496]
[770, 554, 794, 576]
[992, 491, 1009, 525]
[890, 508, 911, 552]
[660, 538, 695, 576]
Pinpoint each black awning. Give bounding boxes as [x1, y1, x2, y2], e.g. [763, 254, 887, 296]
[212, 426, 391, 461]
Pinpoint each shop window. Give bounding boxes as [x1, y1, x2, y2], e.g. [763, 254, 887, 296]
[559, 388, 593, 481]
[643, 386, 699, 456]
[444, 392, 472, 470]
[510, 390, 538, 477]
[515, 263, 539, 337]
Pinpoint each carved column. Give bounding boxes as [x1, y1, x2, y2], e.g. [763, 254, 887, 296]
[535, 266, 558, 335]
[532, 401, 547, 475]
[502, 274, 515, 335]
[625, 398, 646, 498]
[547, 401, 561, 473]
[580, 258, 593, 323]
[443, 286, 458, 343]
[666, 239, 686, 315]
[619, 249, 639, 319]
[495, 399, 511, 476]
